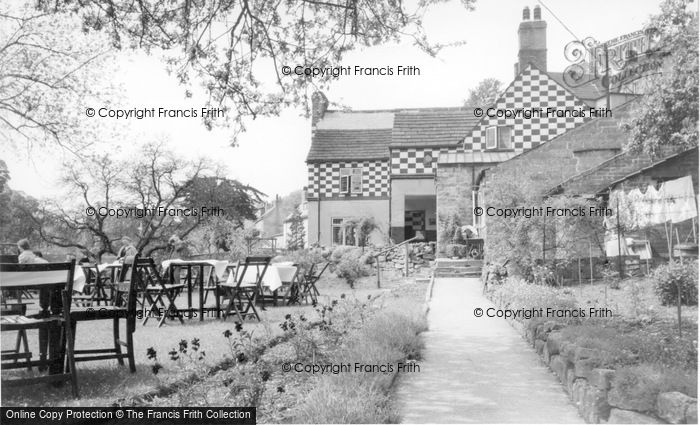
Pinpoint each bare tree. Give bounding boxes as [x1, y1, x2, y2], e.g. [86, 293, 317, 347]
[27, 142, 261, 260]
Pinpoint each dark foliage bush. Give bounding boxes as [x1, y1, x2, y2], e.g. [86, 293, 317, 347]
[331, 246, 371, 287]
[652, 260, 698, 306]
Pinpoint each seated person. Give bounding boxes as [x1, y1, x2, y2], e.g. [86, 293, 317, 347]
[17, 239, 47, 264]
[167, 235, 192, 259]
[116, 239, 138, 262]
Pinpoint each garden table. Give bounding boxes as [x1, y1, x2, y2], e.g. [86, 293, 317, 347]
[0, 264, 76, 382]
[162, 259, 229, 321]
[224, 263, 296, 292]
[72, 261, 122, 293]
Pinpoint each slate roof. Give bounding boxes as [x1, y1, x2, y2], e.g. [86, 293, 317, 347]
[391, 108, 479, 147]
[307, 107, 477, 162]
[306, 128, 392, 162]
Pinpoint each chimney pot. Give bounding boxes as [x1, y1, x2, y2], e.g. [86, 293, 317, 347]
[522, 6, 530, 20]
[517, 8, 547, 74]
[533, 5, 542, 20]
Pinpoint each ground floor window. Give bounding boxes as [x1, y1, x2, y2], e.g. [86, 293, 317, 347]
[331, 217, 356, 245]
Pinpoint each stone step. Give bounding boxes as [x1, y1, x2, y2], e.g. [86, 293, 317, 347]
[435, 266, 482, 273]
[433, 266, 482, 278]
[433, 272, 482, 278]
[434, 259, 483, 268]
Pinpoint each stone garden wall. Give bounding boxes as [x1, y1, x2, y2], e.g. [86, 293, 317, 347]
[380, 242, 436, 272]
[494, 301, 698, 424]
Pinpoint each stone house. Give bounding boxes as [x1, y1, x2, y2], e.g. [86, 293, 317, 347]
[305, 5, 679, 256]
[306, 94, 478, 246]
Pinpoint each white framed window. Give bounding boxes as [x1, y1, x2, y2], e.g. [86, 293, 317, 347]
[331, 218, 344, 245]
[340, 167, 363, 194]
[485, 126, 513, 150]
[331, 217, 356, 246]
[498, 126, 513, 149]
[485, 127, 497, 149]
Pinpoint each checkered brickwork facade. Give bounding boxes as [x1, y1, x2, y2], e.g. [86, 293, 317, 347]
[463, 66, 589, 151]
[390, 147, 459, 175]
[307, 160, 389, 198]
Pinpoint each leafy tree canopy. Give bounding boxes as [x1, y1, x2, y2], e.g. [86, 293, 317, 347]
[37, 0, 476, 143]
[0, 2, 118, 152]
[464, 78, 503, 107]
[623, 0, 698, 155]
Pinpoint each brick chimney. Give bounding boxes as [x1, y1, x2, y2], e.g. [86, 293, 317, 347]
[515, 5, 547, 77]
[311, 91, 329, 126]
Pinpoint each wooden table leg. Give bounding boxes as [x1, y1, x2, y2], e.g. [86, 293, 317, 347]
[186, 266, 193, 313]
[199, 265, 204, 321]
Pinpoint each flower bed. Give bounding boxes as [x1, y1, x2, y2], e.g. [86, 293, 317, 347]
[130, 278, 428, 423]
[486, 278, 698, 423]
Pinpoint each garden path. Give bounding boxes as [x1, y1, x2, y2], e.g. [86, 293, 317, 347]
[395, 277, 583, 423]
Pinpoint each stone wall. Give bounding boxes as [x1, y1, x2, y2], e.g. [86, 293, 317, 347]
[435, 163, 489, 254]
[491, 294, 698, 424]
[526, 322, 697, 424]
[380, 242, 436, 272]
[480, 99, 638, 198]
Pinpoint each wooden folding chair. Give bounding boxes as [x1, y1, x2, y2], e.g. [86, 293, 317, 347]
[0, 261, 79, 397]
[200, 265, 219, 305]
[221, 256, 271, 322]
[72, 263, 112, 307]
[69, 256, 139, 372]
[274, 264, 304, 306]
[300, 262, 328, 304]
[130, 258, 185, 327]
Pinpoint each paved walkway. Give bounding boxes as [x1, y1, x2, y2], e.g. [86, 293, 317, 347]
[396, 277, 582, 423]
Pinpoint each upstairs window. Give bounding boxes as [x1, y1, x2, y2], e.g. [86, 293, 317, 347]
[485, 126, 513, 150]
[340, 167, 363, 194]
[485, 127, 497, 149]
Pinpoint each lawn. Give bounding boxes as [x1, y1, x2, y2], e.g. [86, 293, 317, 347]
[1, 267, 417, 408]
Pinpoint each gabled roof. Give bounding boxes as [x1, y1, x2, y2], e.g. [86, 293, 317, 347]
[306, 128, 392, 162]
[391, 108, 479, 147]
[307, 106, 475, 162]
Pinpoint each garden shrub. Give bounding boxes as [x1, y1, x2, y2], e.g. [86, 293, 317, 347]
[490, 278, 578, 317]
[330, 245, 358, 265]
[334, 248, 371, 287]
[652, 260, 698, 306]
[558, 322, 698, 371]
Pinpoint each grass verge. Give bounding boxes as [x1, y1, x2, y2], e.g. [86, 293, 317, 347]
[290, 297, 427, 423]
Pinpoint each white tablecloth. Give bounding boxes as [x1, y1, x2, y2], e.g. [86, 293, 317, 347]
[161, 259, 230, 280]
[73, 261, 122, 293]
[224, 264, 297, 292]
